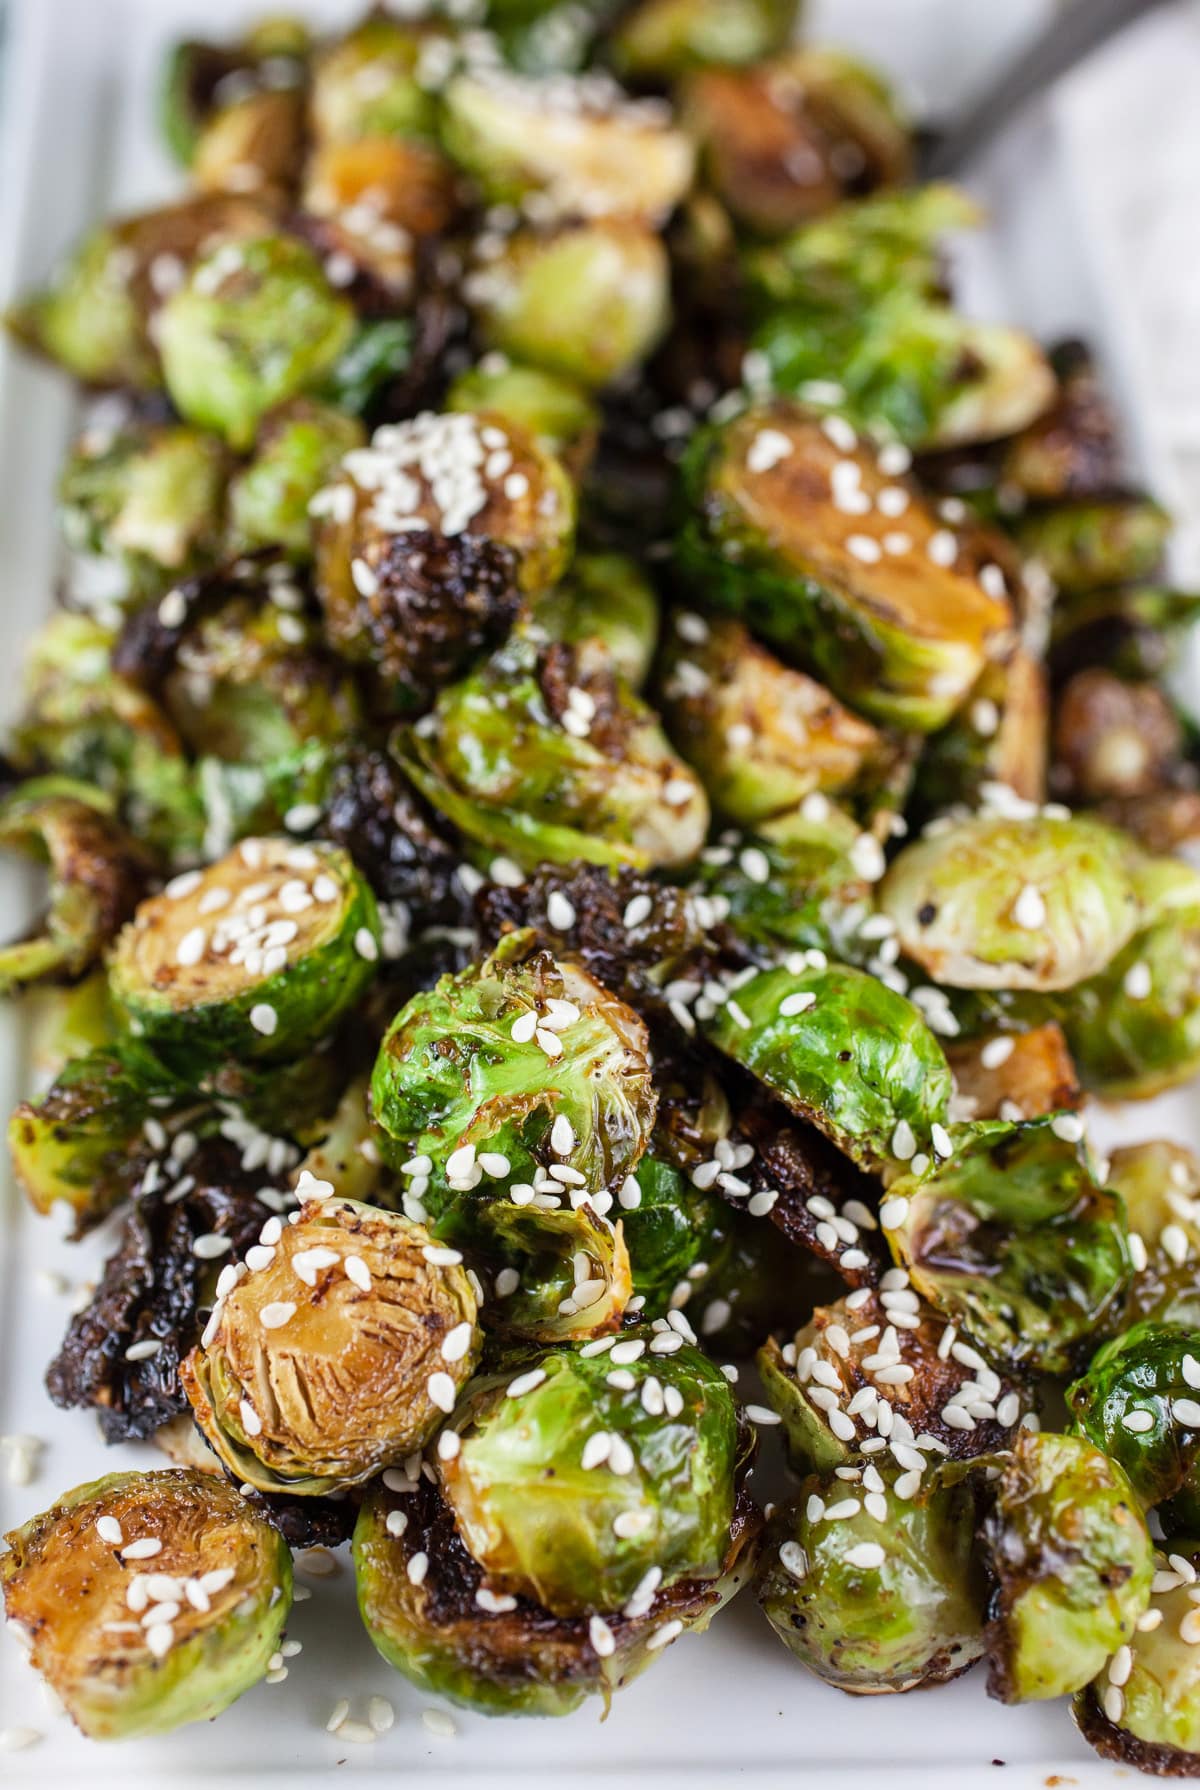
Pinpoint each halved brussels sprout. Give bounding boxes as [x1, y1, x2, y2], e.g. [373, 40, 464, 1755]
[880, 813, 1144, 992]
[160, 21, 310, 169]
[370, 929, 652, 1338]
[0, 1468, 292, 1738]
[1108, 1140, 1200, 1325]
[397, 625, 708, 871]
[109, 837, 380, 1071]
[536, 552, 659, 691]
[945, 1022, 1080, 1123]
[1073, 1538, 1200, 1771]
[701, 958, 952, 1175]
[1050, 584, 1200, 685]
[676, 400, 1013, 731]
[156, 234, 356, 450]
[0, 779, 149, 994]
[1061, 904, 1200, 1099]
[59, 421, 227, 594]
[309, 15, 443, 146]
[756, 1465, 984, 1693]
[1000, 337, 1124, 502]
[1053, 669, 1182, 805]
[227, 400, 365, 558]
[888, 1118, 1131, 1376]
[981, 1430, 1153, 1703]
[613, 0, 800, 79]
[694, 809, 871, 959]
[465, 219, 671, 391]
[658, 611, 885, 826]
[914, 641, 1048, 818]
[354, 1457, 760, 1715]
[1015, 495, 1171, 594]
[192, 87, 306, 198]
[181, 1195, 480, 1494]
[1068, 1322, 1200, 1527]
[447, 360, 600, 473]
[440, 68, 695, 223]
[619, 1154, 733, 1319]
[758, 1285, 1022, 1478]
[438, 1335, 739, 1618]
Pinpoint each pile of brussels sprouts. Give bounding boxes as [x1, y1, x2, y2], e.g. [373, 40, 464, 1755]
[3, 0, 1200, 1772]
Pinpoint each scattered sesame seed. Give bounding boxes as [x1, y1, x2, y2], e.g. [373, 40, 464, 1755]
[843, 1543, 886, 1570]
[249, 1003, 278, 1037]
[1012, 885, 1046, 930]
[422, 1708, 457, 1738]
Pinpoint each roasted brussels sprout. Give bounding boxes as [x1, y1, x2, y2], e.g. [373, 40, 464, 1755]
[1060, 904, 1200, 1099]
[109, 837, 380, 1071]
[370, 929, 652, 1337]
[181, 1194, 479, 1494]
[757, 1465, 984, 1692]
[59, 421, 227, 594]
[160, 21, 310, 168]
[694, 809, 871, 959]
[1108, 1140, 1200, 1325]
[156, 234, 356, 450]
[612, 0, 800, 79]
[879, 812, 1145, 991]
[0, 779, 149, 994]
[447, 360, 600, 472]
[440, 68, 694, 224]
[676, 401, 1013, 731]
[397, 626, 708, 871]
[1015, 496, 1171, 594]
[981, 1430, 1153, 1703]
[227, 399, 365, 558]
[1068, 1323, 1200, 1527]
[618, 1154, 733, 1318]
[466, 219, 671, 390]
[701, 958, 952, 1175]
[945, 1022, 1080, 1123]
[1049, 584, 1200, 685]
[888, 1118, 1131, 1376]
[914, 640, 1048, 818]
[536, 552, 659, 691]
[1, 1469, 292, 1738]
[308, 14, 443, 146]
[999, 337, 1124, 502]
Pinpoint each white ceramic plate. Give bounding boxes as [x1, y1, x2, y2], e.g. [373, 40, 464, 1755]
[1, 3, 1197, 1785]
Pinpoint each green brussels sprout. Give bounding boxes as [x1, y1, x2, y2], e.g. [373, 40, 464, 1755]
[879, 812, 1145, 992]
[658, 611, 886, 826]
[613, 0, 800, 79]
[369, 929, 653, 1338]
[160, 21, 310, 168]
[26, 966, 116, 1086]
[465, 219, 671, 390]
[0, 779, 149, 994]
[447, 360, 600, 471]
[7, 1040, 184, 1227]
[756, 1465, 984, 1692]
[0, 1469, 292, 1739]
[701, 958, 952, 1175]
[397, 625, 708, 872]
[6, 224, 155, 387]
[227, 400, 365, 558]
[317, 316, 415, 417]
[758, 1285, 1023, 1478]
[314, 409, 576, 605]
[913, 641, 1047, 820]
[1107, 1140, 1200, 1325]
[887, 1118, 1132, 1376]
[694, 808, 872, 958]
[440, 68, 695, 223]
[309, 15, 444, 146]
[535, 552, 659, 691]
[180, 1195, 480, 1494]
[438, 1335, 739, 1617]
[1060, 906, 1200, 1099]
[353, 1452, 760, 1716]
[59, 422, 227, 594]
[1014, 496, 1171, 594]
[981, 1429, 1154, 1702]
[675, 401, 1014, 731]
[156, 235, 356, 451]
[109, 837, 380, 1071]
[1068, 1323, 1200, 1526]
[619, 1154, 733, 1318]
[1073, 1538, 1200, 1771]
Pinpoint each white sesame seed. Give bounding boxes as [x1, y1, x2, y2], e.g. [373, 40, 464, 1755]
[1012, 885, 1046, 930]
[96, 1515, 124, 1545]
[1102, 1685, 1125, 1724]
[546, 892, 576, 931]
[120, 1537, 163, 1561]
[588, 1613, 615, 1656]
[980, 1036, 1015, 1070]
[385, 1510, 408, 1538]
[879, 1197, 909, 1230]
[423, 1245, 463, 1266]
[843, 1543, 885, 1570]
[646, 1618, 683, 1651]
[1175, 1399, 1200, 1429]
[1050, 1112, 1085, 1144]
[506, 1368, 547, 1398]
[780, 990, 817, 1018]
[249, 1004, 278, 1037]
[407, 1552, 429, 1586]
[259, 1302, 297, 1329]
[1122, 1409, 1155, 1434]
[745, 1405, 782, 1426]
[422, 1708, 457, 1738]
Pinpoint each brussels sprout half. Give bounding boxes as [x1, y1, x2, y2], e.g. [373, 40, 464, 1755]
[1, 1469, 291, 1739]
[1068, 1323, 1200, 1528]
[619, 1154, 734, 1319]
[536, 552, 659, 692]
[887, 1117, 1131, 1377]
[1014, 495, 1172, 595]
[109, 837, 380, 1072]
[447, 361, 600, 473]
[1108, 1140, 1200, 1327]
[1061, 904, 1200, 1099]
[309, 14, 444, 146]
[227, 400, 365, 559]
[159, 22, 310, 169]
[59, 421, 228, 594]
[676, 401, 1013, 732]
[701, 958, 952, 1176]
[181, 1196, 480, 1495]
[756, 1464, 984, 1693]
[945, 1022, 1081, 1124]
[981, 1430, 1154, 1703]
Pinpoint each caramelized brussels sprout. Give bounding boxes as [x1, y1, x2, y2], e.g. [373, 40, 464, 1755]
[1108, 1141, 1200, 1325]
[191, 86, 306, 198]
[397, 626, 708, 871]
[160, 21, 310, 168]
[109, 838, 380, 1071]
[612, 0, 800, 79]
[757, 1465, 984, 1692]
[1015, 496, 1171, 594]
[1060, 904, 1200, 1099]
[466, 219, 671, 390]
[945, 1022, 1080, 1123]
[0, 779, 149, 994]
[702, 958, 952, 1174]
[1000, 338, 1124, 502]
[0, 1469, 291, 1738]
[1068, 1323, 1200, 1526]
[181, 1195, 479, 1494]
[879, 813, 1144, 991]
[694, 809, 870, 958]
[156, 234, 355, 450]
[981, 1430, 1153, 1703]
[227, 399, 365, 558]
[447, 360, 600, 471]
[59, 421, 227, 594]
[536, 552, 659, 691]
[676, 401, 1013, 731]
[440, 68, 695, 223]
[309, 14, 443, 146]
[888, 1118, 1131, 1376]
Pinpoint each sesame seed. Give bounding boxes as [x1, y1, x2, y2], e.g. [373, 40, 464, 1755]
[1012, 885, 1046, 930]
[745, 1405, 782, 1426]
[1102, 1685, 1125, 1724]
[423, 1245, 463, 1266]
[843, 1543, 885, 1570]
[546, 891, 576, 931]
[96, 1515, 124, 1545]
[354, 927, 379, 963]
[259, 1302, 297, 1329]
[1122, 1409, 1155, 1433]
[385, 1510, 408, 1537]
[926, 529, 957, 567]
[506, 1368, 547, 1398]
[120, 1537, 163, 1561]
[407, 1553, 429, 1586]
[878, 1197, 909, 1230]
[610, 1338, 645, 1365]
[249, 1004, 278, 1037]
[980, 1036, 1015, 1070]
[846, 533, 882, 564]
[780, 990, 817, 1017]
[422, 1709, 456, 1738]
[1175, 1398, 1200, 1429]
[589, 1613, 615, 1656]
[1050, 1112, 1086, 1144]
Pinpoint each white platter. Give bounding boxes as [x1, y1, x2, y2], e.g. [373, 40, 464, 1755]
[1, 2, 1198, 1785]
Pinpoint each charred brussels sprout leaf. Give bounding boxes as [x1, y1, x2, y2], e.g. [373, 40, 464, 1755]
[0, 1469, 291, 1738]
[1068, 1323, 1200, 1526]
[59, 421, 227, 593]
[676, 401, 1013, 731]
[439, 1337, 739, 1617]
[1014, 496, 1171, 594]
[109, 838, 380, 1071]
[157, 235, 356, 450]
[981, 1430, 1153, 1703]
[1073, 1539, 1200, 1771]
[181, 1196, 480, 1495]
[1001, 338, 1125, 502]
[1052, 669, 1181, 805]
[701, 959, 952, 1174]
[945, 1022, 1080, 1124]
[888, 1119, 1131, 1376]
[756, 1467, 984, 1692]
[160, 22, 310, 168]
[227, 400, 365, 559]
